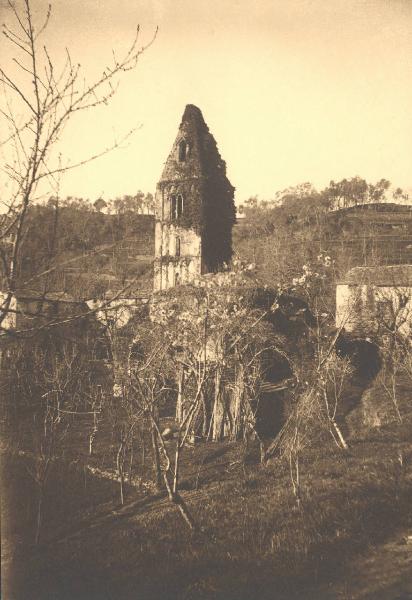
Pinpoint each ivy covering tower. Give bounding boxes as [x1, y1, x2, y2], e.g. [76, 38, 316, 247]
[153, 104, 235, 291]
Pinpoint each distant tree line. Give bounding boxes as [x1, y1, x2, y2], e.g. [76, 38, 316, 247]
[46, 192, 155, 215]
[239, 176, 408, 227]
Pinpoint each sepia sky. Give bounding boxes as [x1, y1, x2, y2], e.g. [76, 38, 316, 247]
[1, 0, 412, 204]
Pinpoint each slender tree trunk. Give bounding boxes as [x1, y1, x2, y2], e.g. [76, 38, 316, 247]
[173, 493, 197, 530]
[173, 442, 181, 494]
[141, 422, 146, 466]
[212, 367, 224, 441]
[116, 442, 125, 505]
[128, 438, 134, 483]
[162, 471, 196, 531]
[390, 372, 402, 423]
[331, 419, 348, 450]
[119, 476, 124, 505]
[232, 363, 244, 440]
[175, 367, 185, 423]
[289, 451, 301, 508]
[201, 389, 209, 438]
[151, 427, 162, 490]
[151, 419, 197, 531]
[89, 410, 98, 455]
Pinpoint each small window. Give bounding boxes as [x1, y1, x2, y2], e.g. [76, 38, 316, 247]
[175, 236, 181, 257]
[176, 194, 183, 218]
[174, 272, 180, 286]
[178, 140, 187, 162]
[170, 194, 183, 220]
[170, 194, 177, 219]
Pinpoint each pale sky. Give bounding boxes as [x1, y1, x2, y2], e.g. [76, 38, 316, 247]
[1, 0, 412, 205]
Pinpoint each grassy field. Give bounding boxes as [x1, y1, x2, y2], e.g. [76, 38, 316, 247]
[2, 375, 412, 600]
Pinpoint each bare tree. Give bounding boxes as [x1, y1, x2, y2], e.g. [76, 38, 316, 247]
[26, 392, 69, 545]
[2, 317, 114, 540]
[264, 320, 353, 504]
[128, 328, 201, 529]
[317, 354, 352, 449]
[0, 0, 156, 328]
[8, 337, 81, 543]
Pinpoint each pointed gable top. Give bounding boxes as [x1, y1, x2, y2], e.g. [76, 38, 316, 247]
[159, 104, 228, 184]
[181, 104, 207, 127]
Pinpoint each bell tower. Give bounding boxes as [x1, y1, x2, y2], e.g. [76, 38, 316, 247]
[154, 104, 235, 292]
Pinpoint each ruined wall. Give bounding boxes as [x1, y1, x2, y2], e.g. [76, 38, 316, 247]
[153, 182, 202, 291]
[336, 283, 412, 338]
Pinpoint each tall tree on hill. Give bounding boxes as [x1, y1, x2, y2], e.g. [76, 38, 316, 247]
[323, 177, 368, 209]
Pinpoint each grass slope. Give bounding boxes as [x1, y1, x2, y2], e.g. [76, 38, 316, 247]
[2, 398, 412, 600]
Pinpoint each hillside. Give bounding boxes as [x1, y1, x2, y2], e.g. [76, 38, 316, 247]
[233, 203, 412, 292]
[12, 201, 411, 301]
[325, 203, 412, 266]
[14, 208, 155, 298]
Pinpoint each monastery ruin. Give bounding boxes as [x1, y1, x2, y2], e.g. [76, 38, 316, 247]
[154, 104, 235, 291]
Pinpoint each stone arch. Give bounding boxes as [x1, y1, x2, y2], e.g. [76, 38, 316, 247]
[336, 334, 381, 380]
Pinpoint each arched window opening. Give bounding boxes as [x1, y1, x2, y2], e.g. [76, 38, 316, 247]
[174, 272, 180, 286]
[177, 194, 183, 218]
[170, 193, 183, 220]
[175, 236, 181, 257]
[170, 194, 176, 219]
[178, 140, 187, 162]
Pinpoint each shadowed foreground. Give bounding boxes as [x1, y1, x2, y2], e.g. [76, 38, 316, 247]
[2, 407, 412, 600]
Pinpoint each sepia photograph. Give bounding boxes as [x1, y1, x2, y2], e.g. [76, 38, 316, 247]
[1, 0, 411, 598]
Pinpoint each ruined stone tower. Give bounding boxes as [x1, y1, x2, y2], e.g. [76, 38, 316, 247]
[154, 105, 235, 291]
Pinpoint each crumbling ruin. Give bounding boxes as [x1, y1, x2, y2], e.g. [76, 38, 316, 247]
[154, 104, 236, 291]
